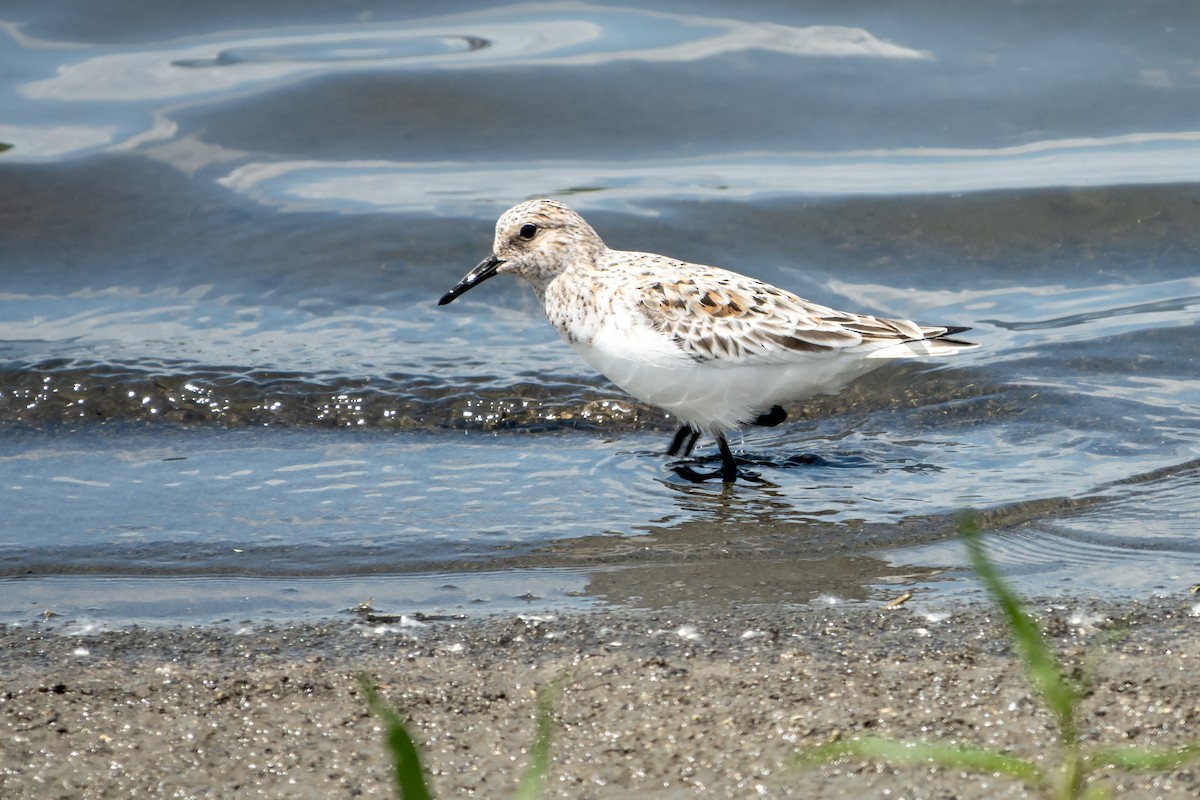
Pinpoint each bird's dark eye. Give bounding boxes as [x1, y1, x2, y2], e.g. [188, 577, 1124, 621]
[518, 223, 538, 240]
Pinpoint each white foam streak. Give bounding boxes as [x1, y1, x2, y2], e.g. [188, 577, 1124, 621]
[214, 133, 1200, 214]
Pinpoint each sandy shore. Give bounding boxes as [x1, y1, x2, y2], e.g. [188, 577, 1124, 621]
[2, 597, 1197, 799]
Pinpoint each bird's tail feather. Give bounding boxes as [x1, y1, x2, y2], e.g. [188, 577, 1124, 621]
[866, 328, 978, 359]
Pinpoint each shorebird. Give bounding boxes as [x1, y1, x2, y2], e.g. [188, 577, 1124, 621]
[439, 199, 975, 482]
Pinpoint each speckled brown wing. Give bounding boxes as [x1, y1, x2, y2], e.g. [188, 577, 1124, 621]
[633, 268, 933, 364]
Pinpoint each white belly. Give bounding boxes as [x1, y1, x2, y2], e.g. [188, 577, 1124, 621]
[569, 329, 888, 431]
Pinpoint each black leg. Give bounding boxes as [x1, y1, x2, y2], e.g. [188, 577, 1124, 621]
[752, 405, 787, 427]
[666, 424, 701, 458]
[714, 431, 738, 483]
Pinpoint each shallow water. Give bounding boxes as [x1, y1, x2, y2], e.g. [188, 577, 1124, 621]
[2, 1, 1199, 624]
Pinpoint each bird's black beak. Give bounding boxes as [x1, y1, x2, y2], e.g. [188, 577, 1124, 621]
[438, 255, 506, 306]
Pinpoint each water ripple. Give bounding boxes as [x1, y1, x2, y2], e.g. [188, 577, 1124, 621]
[172, 35, 491, 69]
[17, 8, 926, 103]
[213, 134, 1200, 215]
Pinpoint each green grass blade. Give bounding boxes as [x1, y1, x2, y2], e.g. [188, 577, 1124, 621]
[959, 512, 1079, 744]
[1087, 742, 1200, 772]
[357, 674, 434, 800]
[1080, 785, 1112, 800]
[797, 736, 1047, 786]
[514, 676, 565, 800]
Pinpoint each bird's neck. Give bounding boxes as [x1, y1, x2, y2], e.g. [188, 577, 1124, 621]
[536, 266, 613, 347]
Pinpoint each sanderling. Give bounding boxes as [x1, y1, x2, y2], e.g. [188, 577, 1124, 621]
[439, 199, 976, 482]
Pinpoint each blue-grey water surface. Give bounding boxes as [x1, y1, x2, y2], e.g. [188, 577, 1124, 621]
[2, 1, 1198, 625]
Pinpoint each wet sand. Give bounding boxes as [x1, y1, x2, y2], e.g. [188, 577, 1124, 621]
[2, 597, 1197, 799]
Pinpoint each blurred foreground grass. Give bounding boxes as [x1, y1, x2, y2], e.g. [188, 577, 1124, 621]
[359, 672, 561, 800]
[798, 511, 1200, 799]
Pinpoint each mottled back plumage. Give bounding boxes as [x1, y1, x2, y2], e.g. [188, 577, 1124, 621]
[633, 270, 965, 364]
